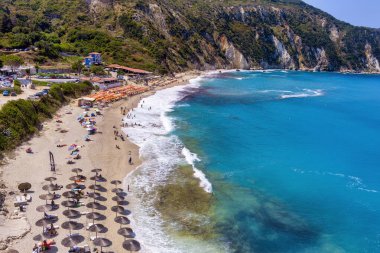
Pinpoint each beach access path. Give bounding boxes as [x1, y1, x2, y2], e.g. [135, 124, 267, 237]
[0, 71, 200, 252]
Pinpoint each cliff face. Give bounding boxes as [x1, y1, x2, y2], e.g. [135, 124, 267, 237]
[1, 0, 380, 73]
[127, 1, 380, 72]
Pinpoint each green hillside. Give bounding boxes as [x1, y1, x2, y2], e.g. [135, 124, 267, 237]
[0, 0, 379, 73]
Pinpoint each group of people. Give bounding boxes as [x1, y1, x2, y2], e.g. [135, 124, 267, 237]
[32, 240, 50, 252]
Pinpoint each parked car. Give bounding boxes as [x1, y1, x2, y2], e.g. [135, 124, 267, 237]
[34, 92, 45, 97]
[42, 88, 50, 95]
[2, 90, 9, 96]
[10, 91, 17, 96]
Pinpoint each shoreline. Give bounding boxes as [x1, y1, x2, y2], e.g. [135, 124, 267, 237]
[0, 70, 201, 252]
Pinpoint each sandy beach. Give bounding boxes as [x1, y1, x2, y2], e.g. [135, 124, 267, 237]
[0, 71, 200, 252]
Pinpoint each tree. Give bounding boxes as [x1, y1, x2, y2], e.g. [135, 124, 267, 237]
[90, 65, 105, 76]
[2, 55, 24, 73]
[71, 60, 84, 76]
[35, 64, 40, 74]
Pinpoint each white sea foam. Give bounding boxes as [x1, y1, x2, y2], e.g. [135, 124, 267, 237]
[122, 76, 218, 252]
[181, 147, 212, 193]
[280, 89, 324, 99]
[293, 169, 378, 194]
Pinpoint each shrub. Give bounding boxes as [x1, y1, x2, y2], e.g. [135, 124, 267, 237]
[0, 81, 93, 153]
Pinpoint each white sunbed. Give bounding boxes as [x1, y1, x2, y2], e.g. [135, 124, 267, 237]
[14, 195, 27, 207]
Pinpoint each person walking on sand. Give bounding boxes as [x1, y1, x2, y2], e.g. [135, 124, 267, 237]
[129, 156, 132, 165]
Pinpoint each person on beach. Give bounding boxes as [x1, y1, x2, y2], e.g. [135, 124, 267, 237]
[129, 157, 132, 165]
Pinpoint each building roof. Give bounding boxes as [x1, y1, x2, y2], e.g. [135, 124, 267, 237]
[81, 77, 118, 83]
[107, 64, 151, 75]
[89, 52, 101, 55]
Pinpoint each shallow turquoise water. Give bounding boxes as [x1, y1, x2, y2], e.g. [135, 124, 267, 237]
[171, 71, 380, 253]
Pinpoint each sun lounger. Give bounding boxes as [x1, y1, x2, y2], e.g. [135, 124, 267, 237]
[25, 194, 32, 202]
[14, 195, 27, 207]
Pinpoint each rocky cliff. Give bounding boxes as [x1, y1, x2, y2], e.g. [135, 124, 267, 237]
[1, 0, 380, 73]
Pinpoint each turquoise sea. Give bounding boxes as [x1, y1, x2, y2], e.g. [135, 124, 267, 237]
[124, 70, 380, 253]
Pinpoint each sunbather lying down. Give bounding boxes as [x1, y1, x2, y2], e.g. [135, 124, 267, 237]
[57, 144, 67, 147]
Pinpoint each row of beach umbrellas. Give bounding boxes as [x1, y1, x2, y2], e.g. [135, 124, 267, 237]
[35, 166, 140, 252]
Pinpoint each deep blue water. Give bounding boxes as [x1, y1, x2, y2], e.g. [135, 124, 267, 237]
[171, 71, 380, 253]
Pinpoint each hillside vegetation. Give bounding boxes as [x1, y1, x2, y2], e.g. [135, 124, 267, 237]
[0, 0, 379, 73]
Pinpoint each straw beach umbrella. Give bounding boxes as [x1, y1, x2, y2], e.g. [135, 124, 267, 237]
[86, 211, 105, 224]
[61, 235, 84, 248]
[114, 216, 130, 227]
[63, 209, 81, 219]
[71, 168, 83, 175]
[44, 177, 57, 182]
[61, 200, 76, 209]
[91, 168, 102, 173]
[62, 191, 77, 199]
[61, 221, 83, 235]
[88, 224, 107, 239]
[118, 227, 134, 238]
[110, 180, 122, 188]
[111, 205, 125, 217]
[86, 202, 103, 210]
[112, 188, 123, 194]
[90, 175, 106, 183]
[39, 193, 55, 205]
[42, 184, 60, 192]
[123, 239, 141, 252]
[36, 204, 56, 212]
[89, 184, 107, 192]
[35, 218, 56, 233]
[112, 195, 125, 202]
[93, 237, 112, 252]
[88, 192, 101, 199]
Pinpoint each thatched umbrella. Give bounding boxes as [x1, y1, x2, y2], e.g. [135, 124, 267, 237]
[42, 184, 60, 192]
[86, 202, 103, 211]
[93, 237, 112, 252]
[89, 224, 107, 239]
[118, 227, 134, 238]
[112, 195, 125, 202]
[61, 235, 84, 248]
[90, 175, 106, 183]
[62, 191, 77, 199]
[110, 180, 122, 188]
[18, 182, 31, 193]
[63, 209, 81, 219]
[69, 175, 87, 182]
[88, 192, 101, 199]
[61, 200, 76, 209]
[71, 168, 83, 175]
[111, 205, 125, 217]
[86, 211, 105, 224]
[89, 184, 107, 192]
[44, 177, 57, 182]
[91, 168, 102, 173]
[122, 239, 141, 252]
[39, 193, 55, 205]
[61, 221, 83, 235]
[112, 188, 123, 194]
[114, 216, 130, 227]
[36, 204, 56, 212]
[35, 218, 56, 233]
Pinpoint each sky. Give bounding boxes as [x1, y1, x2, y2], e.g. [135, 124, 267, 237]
[303, 0, 380, 28]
